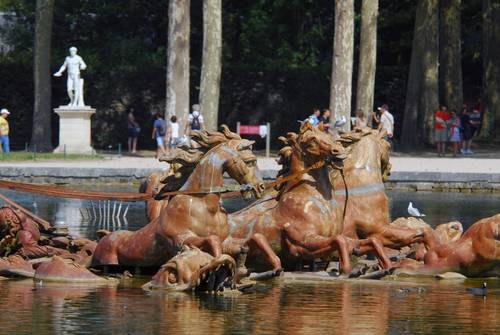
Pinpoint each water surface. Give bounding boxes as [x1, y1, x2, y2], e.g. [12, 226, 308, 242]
[0, 187, 499, 334]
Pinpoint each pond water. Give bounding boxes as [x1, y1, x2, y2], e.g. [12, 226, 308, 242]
[0, 187, 499, 334]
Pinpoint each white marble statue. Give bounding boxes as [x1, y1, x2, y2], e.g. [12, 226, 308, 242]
[54, 46, 87, 108]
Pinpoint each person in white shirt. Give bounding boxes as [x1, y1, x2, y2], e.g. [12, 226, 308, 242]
[376, 104, 394, 140]
[184, 104, 204, 134]
[167, 115, 181, 149]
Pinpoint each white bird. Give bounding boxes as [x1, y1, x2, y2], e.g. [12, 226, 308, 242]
[334, 116, 347, 128]
[408, 202, 425, 217]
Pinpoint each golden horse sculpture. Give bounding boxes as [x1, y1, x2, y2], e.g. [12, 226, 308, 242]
[91, 127, 282, 275]
[225, 122, 392, 274]
[330, 128, 438, 253]
[395, 214, 500, 277]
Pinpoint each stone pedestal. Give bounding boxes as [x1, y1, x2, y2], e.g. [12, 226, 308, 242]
[53, 106, 95, 154]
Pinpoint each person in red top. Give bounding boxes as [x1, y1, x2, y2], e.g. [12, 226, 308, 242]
[434, 105, 450, 157]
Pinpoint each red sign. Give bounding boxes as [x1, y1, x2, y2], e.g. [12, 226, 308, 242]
[239, 125, 260, 135]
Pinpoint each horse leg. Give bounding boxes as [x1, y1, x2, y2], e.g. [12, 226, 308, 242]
[183, 234, 222, 258]
[245, 233, 282, 271]
[221, 238, 250, 279]
[353, 237, 392, 269]
[283, 225, 352, 273]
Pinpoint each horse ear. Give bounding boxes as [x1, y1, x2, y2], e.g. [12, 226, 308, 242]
[237, 139, 255, 150]
[317, 122, 325, 132]
[278, 136, 288, 145]
[300, 121, 313, 132]
[286, 132, 298, 143]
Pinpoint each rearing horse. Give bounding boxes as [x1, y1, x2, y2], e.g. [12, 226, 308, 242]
[331, 128, 433, 251]
[226, 122, 392, 273]
[91, 128, 265, 268]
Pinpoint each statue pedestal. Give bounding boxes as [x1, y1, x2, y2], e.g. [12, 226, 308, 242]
[53, 106, 95, 154]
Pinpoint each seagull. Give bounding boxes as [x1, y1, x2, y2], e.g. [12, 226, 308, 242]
[466, 282, 487, 296]
[408, 202, 426, 217]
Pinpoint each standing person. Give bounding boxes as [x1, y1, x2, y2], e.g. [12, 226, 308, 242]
[469, 107, 482, 154]
[354, 109, 368, 129]
[0, 109, 10, 153]
[434, 105, 449, 157]
[460, 106, 473, 155]
[376, 104, 394, 140]
[127, 111, 140, 153]
[318, 109, 331, 132]
[166, 115, 181, 149]
[306, 108, 320, 126]
[447, 109, 461, 157]
[185, 104, 204, 134]
[152, 113, 167, 158]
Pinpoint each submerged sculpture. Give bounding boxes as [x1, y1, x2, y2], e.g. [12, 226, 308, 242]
[397, 214, 500, 276]
[142, 246, 236, 292]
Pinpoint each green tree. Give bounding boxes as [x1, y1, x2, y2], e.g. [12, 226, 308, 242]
[166, 0, 190, 135]
[199, 0, 221, 131]
[32, 0, 54, 151]
[330, 0, 354, 131]
[480, 0, 500, 139]
[439, 0, 463, 114]
[401, 0, 439, 148]
[356, 0, 379, 123]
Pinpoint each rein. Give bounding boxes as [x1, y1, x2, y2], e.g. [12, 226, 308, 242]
[340, 169, 349, 227]
[264, 160, 326, 190]
[0, 179, 251, 201]
[0, 159, 332, 202]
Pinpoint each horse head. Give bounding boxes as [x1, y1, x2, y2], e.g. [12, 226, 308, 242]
[223, 137, 265, 199]
[161, 126, 264, 199]
[337, 128, 392, 181]
[278, 122, 346, 173]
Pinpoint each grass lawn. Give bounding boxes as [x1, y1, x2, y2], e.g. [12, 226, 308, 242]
[0, 151, 103, 161]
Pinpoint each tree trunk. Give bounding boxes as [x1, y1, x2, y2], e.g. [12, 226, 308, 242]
[329, 0, 354, 131]
[439, 0, 463, 114]
[166, 0, 190, 135]
[480, 0, 500, 140]
[199, 0, 222, 132]
[355, 0, 378, 123]
[401, 0, 439, 148]
[32, 0, 54, 152]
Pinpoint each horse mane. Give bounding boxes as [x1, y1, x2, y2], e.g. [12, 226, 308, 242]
[157, 125, 243, 192]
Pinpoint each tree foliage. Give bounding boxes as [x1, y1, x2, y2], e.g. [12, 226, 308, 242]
[0, 0, 488, 150]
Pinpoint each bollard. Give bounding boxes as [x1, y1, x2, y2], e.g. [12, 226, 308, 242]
[32, 144, 37, 161]
[25, 142, 28, 152]
[118, 143, 122, 156]
[64, 144, 67, 159]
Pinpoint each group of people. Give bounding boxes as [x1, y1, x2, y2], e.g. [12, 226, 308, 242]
[306, 103, 394, 141]
[307, 108, 331, 132]
[0, 108, 10, 153]
[127, 104, 204, 157]
[434, 105, 481, 157]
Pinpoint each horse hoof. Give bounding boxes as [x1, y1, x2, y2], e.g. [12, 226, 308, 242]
[352, 247, 362, 256]
[249, 268, 283, 281]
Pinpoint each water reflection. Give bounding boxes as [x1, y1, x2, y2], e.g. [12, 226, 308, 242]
[1, 188, 499, 237]
[0, 279, 499, 334]
[1, 187, 500, 333]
